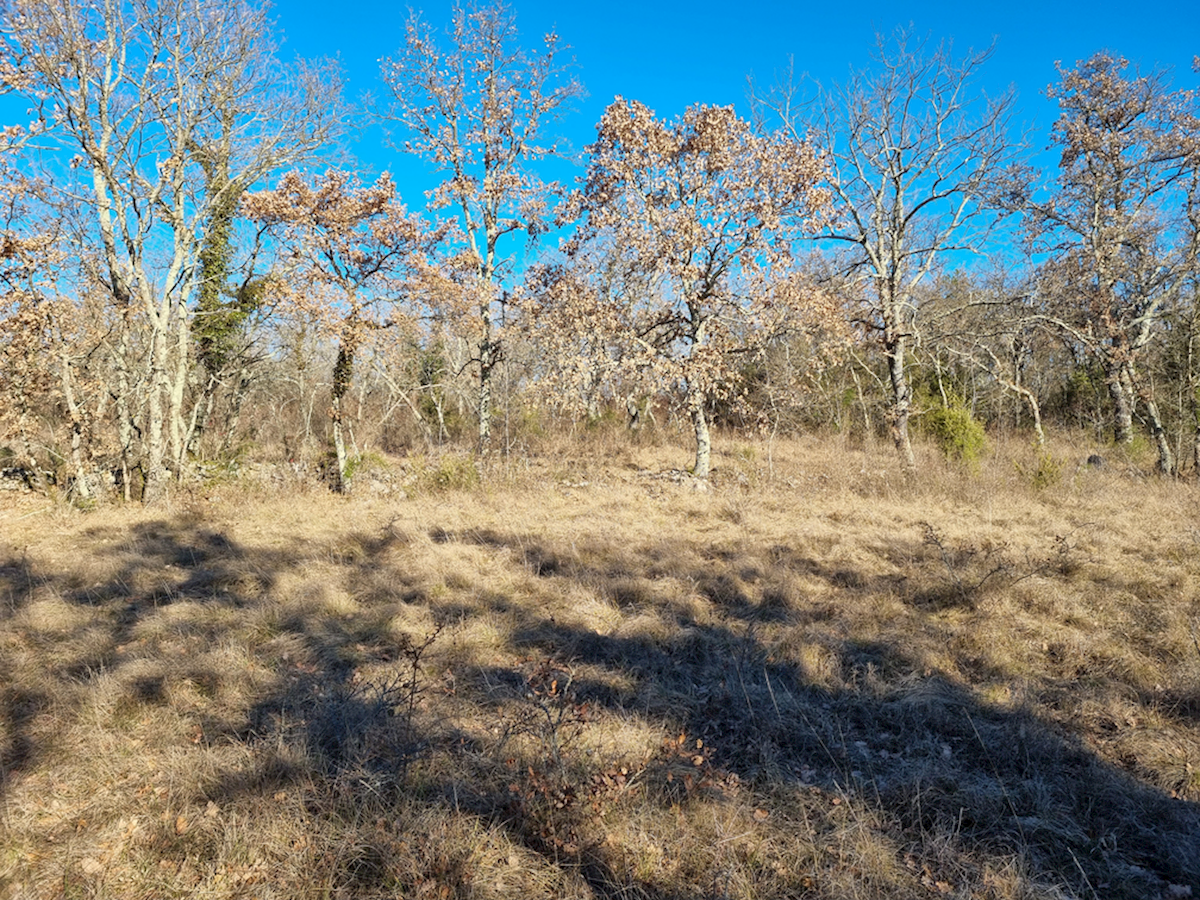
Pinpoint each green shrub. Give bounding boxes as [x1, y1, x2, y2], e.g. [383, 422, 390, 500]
[584, 405, 620, 432]
[414, 454, 480, 493]
[922, 400, 987, 465]
[1015, 450, 1064, 489]
[343, 450, 388, 483]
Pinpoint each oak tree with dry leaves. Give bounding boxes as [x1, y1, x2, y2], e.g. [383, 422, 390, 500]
[380, 1, 583, 448]
[243, 170, 443, 492]
[1022, 52, 1200, 474]
[565, 98, 833, 478]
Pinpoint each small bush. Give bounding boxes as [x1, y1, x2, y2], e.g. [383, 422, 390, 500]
[922, 401, 987, 465]
[343, 450, 389, 483]
[414, 453, 480, 492]
[514, 404, 549, 439]
[583, 405, 620, 432]
[1015, 450, 1064, 489]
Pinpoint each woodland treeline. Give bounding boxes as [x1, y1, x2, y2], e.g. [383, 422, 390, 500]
[1, 0, 1198, 501]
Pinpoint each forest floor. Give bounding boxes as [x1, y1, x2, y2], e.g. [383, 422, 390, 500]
[1, 432, 1199, 899]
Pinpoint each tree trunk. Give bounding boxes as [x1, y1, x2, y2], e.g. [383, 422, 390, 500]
[626, 394, 642, 431]
[1005, 377, 1045, 449]
[1130, 357, 1175, 474]
[1144, 394, 1175, 475]
[331, 342, 354, 493]
[143, 321, 172, 504]
[850, 367, 872, 439]
[477, 331, 494, 449]
[886, 335, 916, 471]
[59, 352, 92, 500]
[1029, 396, 1046, 449]
[1108, 364, 1135, 445]
[1193, 413, 1200, 478]
[187, 373, 216, 458]
[1187, 310, 1200, 477]
[113, 327, 134, 503]
[170, 306, 191, 476]
[219, 368, 252, 458]
[690, 394, 712, 479]
[1191, 357, 1200, 476]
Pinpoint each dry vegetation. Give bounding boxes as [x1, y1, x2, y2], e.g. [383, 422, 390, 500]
[2, 431, 1199, 900]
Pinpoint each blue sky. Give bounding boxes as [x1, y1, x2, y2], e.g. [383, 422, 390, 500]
[274, 0, 1199, 203]
[2, 0, 1194, 265]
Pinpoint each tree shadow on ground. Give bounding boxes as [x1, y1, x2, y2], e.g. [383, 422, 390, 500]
[437, 526, 1200, 900]
[2, 512, 1198, 899]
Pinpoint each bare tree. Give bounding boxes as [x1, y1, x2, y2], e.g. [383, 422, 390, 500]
[1023, 52, 1199, 474]
[380, 1, 582, 449]
[2, 0, 344, 501]
[755, 34, 1022, 471]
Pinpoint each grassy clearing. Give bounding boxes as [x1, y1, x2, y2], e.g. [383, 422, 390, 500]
[1, 433, 1198, 899]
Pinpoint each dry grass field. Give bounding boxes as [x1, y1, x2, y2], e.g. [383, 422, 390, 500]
[2, 432, 1199, 899]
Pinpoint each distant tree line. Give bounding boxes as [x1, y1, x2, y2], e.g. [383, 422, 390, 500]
[1, 0, 1198, 500]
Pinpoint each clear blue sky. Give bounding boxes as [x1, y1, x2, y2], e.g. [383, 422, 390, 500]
[274, 0, 1199, 206]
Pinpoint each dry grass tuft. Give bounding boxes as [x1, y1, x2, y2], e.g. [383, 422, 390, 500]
[2, 433, 1199, 899]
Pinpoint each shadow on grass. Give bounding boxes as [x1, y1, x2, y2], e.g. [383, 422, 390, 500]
[433, 526, 1200, 900]
[1, 512, 1197, 899]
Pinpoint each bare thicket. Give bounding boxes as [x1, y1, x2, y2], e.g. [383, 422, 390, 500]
[1, 5, 1199, 498]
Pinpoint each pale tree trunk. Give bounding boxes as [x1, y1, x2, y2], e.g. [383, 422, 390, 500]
[59, 349, 92, 500]
[434, 395, 448, 443]
[886, 334, 916, 471]
[1108, 363, 1135, 445]
[990, 342, 1045, 448]
[626, 394, 642, 431]
[1145, 394, 1175, 475]
[113, 326, 134, 502]
[170, 308, 192, 475]
[1185, 304, 1200, 477]
[51, 310, 93, 500]
[1128, 362, 1175, 474]
[690, 394, 712, 479]
[90, 157, 183, 504]
[988, 354, 1045, 448]
[332, 398, 348, 492]
[1027, 392, 1046, 449]
[850, 367, 872, 438]
[143, 311, 173, 504]
[1191, 337, 1200, 476]
[477, 319, 494, 449]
